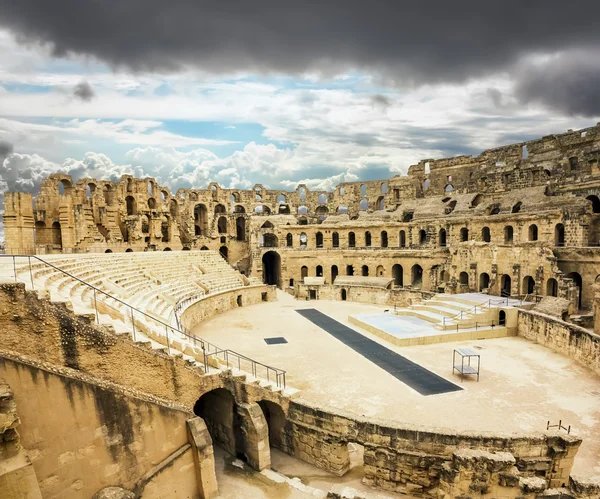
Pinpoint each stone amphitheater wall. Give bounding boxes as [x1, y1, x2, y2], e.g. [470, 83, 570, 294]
[1, 358, 200, 499]
[178, 284, 276, 331]
[517, 309, 600, 377]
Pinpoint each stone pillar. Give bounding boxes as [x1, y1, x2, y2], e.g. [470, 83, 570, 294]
[236, 403, 270, 471]
[3, 193, 35, 255]
[186, 417, 218, 499]
[593, 283, 600, 335]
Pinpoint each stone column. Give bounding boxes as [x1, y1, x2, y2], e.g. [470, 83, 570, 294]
[236, 403, 270, 471]
[3, 193, 35, 255]
[186, 417, 218, 499]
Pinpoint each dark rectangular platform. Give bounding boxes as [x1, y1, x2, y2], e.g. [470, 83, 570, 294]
[296, 309, 462, 396]
[264, 337, 288, 345]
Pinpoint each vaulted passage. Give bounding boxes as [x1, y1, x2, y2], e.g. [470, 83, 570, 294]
[262, 250, 281, 287]
[296, 309, 461, 396]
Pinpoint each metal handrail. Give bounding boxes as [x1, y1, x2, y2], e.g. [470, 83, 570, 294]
[441, 296, 513, 327]
[0, 254, 286, 388]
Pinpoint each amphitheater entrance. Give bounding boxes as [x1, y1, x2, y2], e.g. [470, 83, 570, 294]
[257, 400, 288, 453]
[566, 272, 583, 309]
[411, 264, 423, 289]
[501, 274, 511, 297]
[390, 264, 402, 287]
[194, 388, 242, 458]
[341, 289, 347, 301]
[262, 251, 281, 287]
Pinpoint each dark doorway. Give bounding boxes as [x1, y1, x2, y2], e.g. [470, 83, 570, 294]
[257, 401, 288, 453]
[341, 289, 347, 301]
[331, 265, 338, 284]
[309, 290, 317, 300]
[499, 310, 506, 326]
[501, 274, 511, 297]
[392, 264, 403, 286]
[262, 251, 281, 287]
[193, 389, 241, 457]
[219, 245, 228, 261]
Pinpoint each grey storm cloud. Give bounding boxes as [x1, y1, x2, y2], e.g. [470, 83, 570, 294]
[1, 1, 600, 116]
[73, 80, 95, 102]
[0, 140, 13, 158]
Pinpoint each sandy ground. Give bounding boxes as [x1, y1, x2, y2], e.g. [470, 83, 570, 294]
[193, 291, 600, 478]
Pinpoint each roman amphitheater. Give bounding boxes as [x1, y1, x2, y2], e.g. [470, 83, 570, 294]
[3, 124, 600, 499]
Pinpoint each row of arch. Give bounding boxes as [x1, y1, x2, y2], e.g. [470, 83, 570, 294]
[275, 223, 567, 249]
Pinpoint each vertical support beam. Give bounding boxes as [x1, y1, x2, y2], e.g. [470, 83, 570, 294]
[186, 417, 218, 499]
[236, 403, 270, 471]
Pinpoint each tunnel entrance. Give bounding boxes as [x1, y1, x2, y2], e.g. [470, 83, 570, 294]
[262, 251, 281, 287]
[257, 400, 288, 453]
[193, 388, 243, 459]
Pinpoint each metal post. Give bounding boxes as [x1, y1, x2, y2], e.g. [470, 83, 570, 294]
[130, 308, 137, 341]
[165, 325, 171, 355]
[93, 288, 99, 324]
[203, 346, 208, 373]
[28, 256, 34, 290]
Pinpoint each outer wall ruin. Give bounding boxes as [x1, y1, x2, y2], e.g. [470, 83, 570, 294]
[5, 124, 600, 310]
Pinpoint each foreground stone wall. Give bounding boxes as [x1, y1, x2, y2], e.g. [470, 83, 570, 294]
[1, 358, 199, 499]
[517, 309, 600, 377]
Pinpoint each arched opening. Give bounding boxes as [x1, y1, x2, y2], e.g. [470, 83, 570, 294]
[586, 195, 600, 213]
[566, 272, 583, 309]
[512, 202, 522, 213]
[218, 216, 228, 234]
[348, 232, 356, 248]
[361, 265, 369, 276]
[501, 274, 512, 297]
[365, 231, 371, 247]
[126, 248, 133, 252]
[170, 199, 178, 217]
[85, 183, 96, 198]
[555, 223, 565, 246]
[234, 205, 246, 214]
[257, 400, 287, 453]
[219, 246, 228, 261]
[331, 265, 338, 283]
[359, 199, 369, 211]
[504, 226, 514, 244]
[214, 204, 226, 214]
[399, 230, 406, 248]
[346, 265, 354, 276]
[51, 221, 62, 248]
[301, 266, 308, 281]
[182, 247, 190, 251]
[459, 271, 469, 287]
[460, 227, 469, 242]
[164, 247, 172, 251]
[231, 192, 240, 203]
[546, 278, 558, 297]
[200, 246, 209, 250]
[337, 205, 348, 214]
[439, 228, 447, 247]
[194, 204, 208, 236]
[360, 184, 367, 197]
[419, 229, 427, 245]
[392, 264, 403, 286]
[332, 232, 339, 248]
[278, 204, 290, 214]
[482, 227, 491, 242]
[299, 233, 307, 248]
[341, 289, 347, 301]
[261, 221, 274, 230]
[263, 233, 278, 248]
[376, 196, 384, 210]
[412, 265, 423, 288]
[58, 179, 72, 196]
[381, 231, 388, 248]
[161, 217, 170, 242]
[286, 233, 293, 247]
[376, 265, 384, 276]
[236, 217, 246, 241]
[298, 205, 308, 215]
[528, 224, 538, 241]
[316, 265, 323, 277]
[262, 251, 281, 286]
[523, 276, 535, 295]
[499, 310, 506, 326]
[193, 389, 241, 457]
[148, 198, 156, 210]
[316, 232, 323, 248]
[126, 196, 135, 216]
[298, 216, 308, 225]
[105, 249, 113, 253]
[479, 273, 490, 292]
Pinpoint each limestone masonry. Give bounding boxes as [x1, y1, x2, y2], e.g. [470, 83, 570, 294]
[3, 123, 600, 498]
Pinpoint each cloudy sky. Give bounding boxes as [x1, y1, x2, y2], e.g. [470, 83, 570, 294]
[0, 0, 599, 229]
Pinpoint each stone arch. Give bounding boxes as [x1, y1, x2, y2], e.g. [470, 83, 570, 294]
[263, 233, 278, 248]
[170, 199, 178, 217]
[501, 274, 512, 296]
[528, 224, 538, 241]
[318, 193, 328, 204]
[361, 265, 369, 276]
[512, 202, 522, 213]
[460, 227, 469, 242]
[555, 223, 565, 246]
[236, 216, 246, 241]
[380, 230, 388, 247]
[392, 264, 403, 286]
[341, 289, 347, 301]
[278, 205, 290, 214]
[331, 265, 338, 283]
[257, 400, 288, 453]
[348, 232, 356, 248]
[219, 246, 228, 261]
[412, 264, 423, 288]
[399, 230, 406, 248]
[262, 251, 281, 286]
[301, 266, 308, 280]
[365, 231, 371, 247]
[479, 273, 490, 291]
[586, 195, 600, 213]
[316, 231, 323, 248]
[546, 278, 558, 297]
[126, 196, 136, 216]
[332, 232, 339, 248]
[299, 232, 307, 248]
[316, 265, 323, 277]
[51, 221, 62, 248]
[376, 265, 384, 276]
[482, 226, 491, 242]
[439, 228, 447, 246]
[234, 205, 246, 214]
[504, 226, 514, 243]
[148, 197, 156, 210]
[193, 388, 240, 457]
[376, 196, 384, 210]
[522, 275, 535, 295]
[215, 204, 226, 214]
[419, 229, 427, 245]
[459, 271, 469, 287]
[359, 199, 369, 211]
[286, 233, 293, 247]
[218, 216, 228, 234]
[194, 204, 208, 235]
[566, 272, 583, 309]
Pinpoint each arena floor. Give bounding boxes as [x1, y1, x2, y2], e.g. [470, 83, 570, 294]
[192, 291, 600, 479]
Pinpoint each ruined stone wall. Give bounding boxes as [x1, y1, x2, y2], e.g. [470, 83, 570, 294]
[287, 400, 581, 496]
[178, 284, 276, 330]
[296, 282, 428, 307]
[517, 309, 600, 377]
[1, 358, 198, 499]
